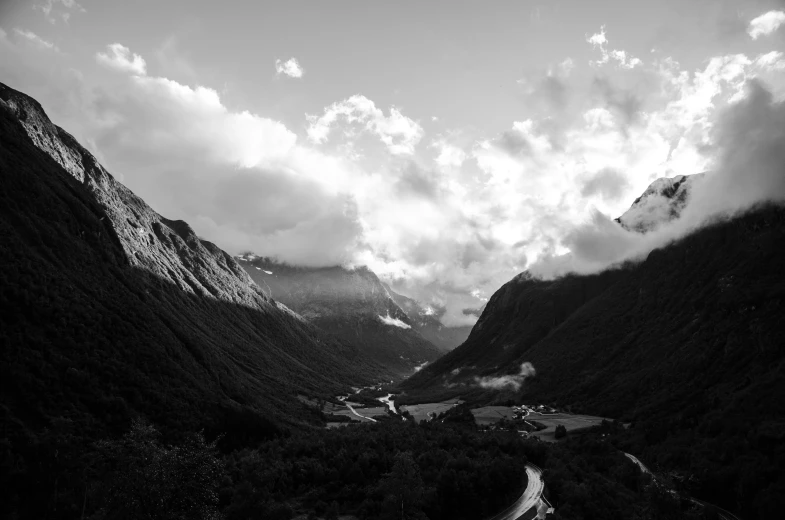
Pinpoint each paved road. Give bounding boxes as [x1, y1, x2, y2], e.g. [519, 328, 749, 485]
[623, 453, 742, 520]
[486, 464, 545, 520]
[343, 400, 377, 422]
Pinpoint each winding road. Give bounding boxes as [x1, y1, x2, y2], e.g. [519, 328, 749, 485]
[623, 453, 742, 520]
[337, 395, 377, 422]
[486, 463, 546, 520]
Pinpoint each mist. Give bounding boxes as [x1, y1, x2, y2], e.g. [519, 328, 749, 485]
[475, 362, 537, 391]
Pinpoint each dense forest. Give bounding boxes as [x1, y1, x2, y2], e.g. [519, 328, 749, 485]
[2, 399, 722, 520]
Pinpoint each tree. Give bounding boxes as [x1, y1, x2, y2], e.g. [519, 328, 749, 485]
[555, 425, 567, 439]
[92, 418, 225, 520]
[379, 452, 427, 520]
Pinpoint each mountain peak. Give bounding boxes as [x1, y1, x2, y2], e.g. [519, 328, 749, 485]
[615, 173, 705, 233]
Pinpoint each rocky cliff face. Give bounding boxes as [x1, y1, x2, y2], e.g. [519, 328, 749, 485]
[237, 255, 442, 377]
[0, 81, 383, 446]
[615, 173, 705, 232]
[382, 283, 472, 353]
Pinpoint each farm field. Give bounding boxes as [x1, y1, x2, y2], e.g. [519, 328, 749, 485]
[527, 412, 610, 441]
[400, 398, 463, 422]
[469, 405, 610, 441]
[470, 406, 517, 425]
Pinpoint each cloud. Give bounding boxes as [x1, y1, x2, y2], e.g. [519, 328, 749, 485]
[96, 43, 147, 75]
[591, 77, 644, 129]
[587, 26, 642, 69]
[747, 10, 785, 40]
[378, 313, 411, 329]
[432, 139, 466, 168]
[581, 168, 630, 201]
[12, 28, 60, 53]
[34, 0, 85, 24]
[307, 95, 423, 155]
[475, 362, 536, 391]
[275, 57, 304, 78]
[530, 79, 785, 279]
[7, 28, 785, 334]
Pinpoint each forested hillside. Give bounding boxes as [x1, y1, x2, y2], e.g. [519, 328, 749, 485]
[402, 204, 785, 517]
[239, 256, 442, 377]
[0, 81, 387, 514]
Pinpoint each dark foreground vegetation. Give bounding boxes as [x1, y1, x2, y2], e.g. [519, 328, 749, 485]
[2, 399, 739, 520]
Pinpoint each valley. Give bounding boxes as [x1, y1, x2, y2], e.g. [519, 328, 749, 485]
[3, 17, 785, 516]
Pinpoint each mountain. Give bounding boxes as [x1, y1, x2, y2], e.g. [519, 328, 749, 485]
[401, 184, 785, 516]
[615, 173, 704, 232]
[0, 80, 385, 454]
[237, 255, 443, 377]
[382, 283, 472, 352]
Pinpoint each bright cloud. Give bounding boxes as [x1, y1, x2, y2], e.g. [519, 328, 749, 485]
[378, 314, 411, 329]
[4, 27, 785, 330]
[587, 26, 642, 69]
[12, 28, 60, 53]
[307, 95, 423, 155]
[34, 0, 85, 24]
[96, 43, 147, 75]
[275, 57, 304, 78]
[747, 10, 785, 40]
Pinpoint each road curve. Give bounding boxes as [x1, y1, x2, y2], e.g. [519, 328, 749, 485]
[344, 401, 377, 422]
[623, 453, 742, 520]
[486, 463, 545, 520]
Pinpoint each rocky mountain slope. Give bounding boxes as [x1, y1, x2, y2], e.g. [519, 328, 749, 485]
[0, 81, 385, 452]
[237, 255, 442, 377]
[615, 173, 705, 232]
[401, 183, 785, 517]
[382, 283, 472, 352]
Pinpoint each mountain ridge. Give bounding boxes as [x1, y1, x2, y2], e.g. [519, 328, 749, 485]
[236, 254, 443, 377]
[0, 81, 384, 446]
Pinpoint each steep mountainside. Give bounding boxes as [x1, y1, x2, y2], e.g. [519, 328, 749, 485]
[0, 81, 384, 452]
[402, 201, 785, 517]
[616, 173, 704, 232]
[382, 283, 472, 352]
[237, 255, 442, 377]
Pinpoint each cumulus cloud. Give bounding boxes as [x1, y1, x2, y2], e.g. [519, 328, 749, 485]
[275, 57, 304, 78]
[475, 362, 536, 391]
[432, 139, 466, 167]
[587, 26, 642, 69]
[307, 95, 423, 155]
[6, 27, 785, 333]
[592, 77, 643, 128]
[530, 79, 785, 279]
[96, 43, 147, 75]
[581, 168, 630, 201]
[747, 10, 785, 40]
[34, 0, 85, 24]
[12, 28, 60, 53]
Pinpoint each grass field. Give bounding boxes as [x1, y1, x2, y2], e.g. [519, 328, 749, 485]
[400, 398, 463, 422]
[470, 406, 517, 425]
[469, 406, 609, 440]
[527, 412, 609, 441]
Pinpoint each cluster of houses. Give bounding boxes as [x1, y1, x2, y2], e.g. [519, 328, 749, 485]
[513, 404, 558, 416]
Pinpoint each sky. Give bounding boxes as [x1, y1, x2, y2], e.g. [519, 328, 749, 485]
[1, 0, 785, 326]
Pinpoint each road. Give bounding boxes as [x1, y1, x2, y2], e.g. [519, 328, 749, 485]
[486, 463, 545, 520]
[343, 400, 377, 423]
[623, 453, 742, 520]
